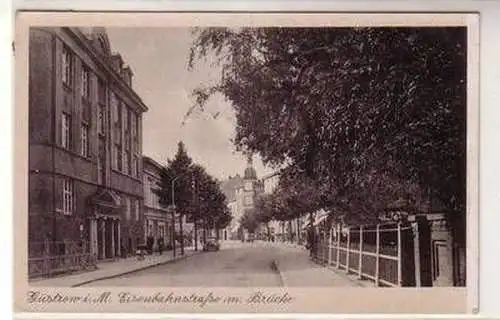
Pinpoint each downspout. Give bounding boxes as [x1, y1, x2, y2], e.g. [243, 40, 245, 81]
[51, 33, 58, 253]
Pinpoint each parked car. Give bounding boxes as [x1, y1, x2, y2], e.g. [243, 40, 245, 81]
[203, 237, 220, 251]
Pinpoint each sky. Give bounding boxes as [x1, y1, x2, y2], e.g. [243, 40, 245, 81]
[106, 27, 275, 181]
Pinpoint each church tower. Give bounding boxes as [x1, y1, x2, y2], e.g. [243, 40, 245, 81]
[242, 154, 258, 211]
[244, 155, 257, 180]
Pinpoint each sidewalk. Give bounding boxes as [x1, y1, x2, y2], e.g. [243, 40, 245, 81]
[30, 247, 198, 287]
[273, 245, 375, 287]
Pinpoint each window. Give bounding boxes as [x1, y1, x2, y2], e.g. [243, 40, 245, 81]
[81, 66, 91, 99]
[62, 178, 73, 215]
[115, 144, 122, 171]
[98, 105, 106, 135]
[124, 109, 131, 150]
[159, 224, 165, 238]
[113, 101, 123, 172]
[98, 78, 106, 105]
[244, 195, 253, 206]
[135, 116, 140, 151]
[127, 152, 132, 175]
[134, 155, 139, 177]
[62, 46, 73, 87]
[98, 137, 106, 184]
[123, 151, 128, 174]
[61, 113, 71, 149]
[80, 123, 89, 157]
[131, 114, 136, 150]
[135, 199, 140, 220]
[97, 160, 104, 184]
[124, 197, 131, 220]
[244, 181, 252, 191]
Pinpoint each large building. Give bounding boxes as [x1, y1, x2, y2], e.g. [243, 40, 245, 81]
[143, 156, 171, 250]
[28, 27, 148, 275]
[222, 156, 264, 239]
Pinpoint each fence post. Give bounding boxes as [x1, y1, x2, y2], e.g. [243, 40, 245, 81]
[358, 225, 363, 279]
[412, 221, 421, 287]
[323, 229, 328, 263]
[375, 224, 380, 286]
[336, 224, 341, 269]
[346, 227, 351, 273]
[397, 223, 402, 286]
[328, 227, 333, 266]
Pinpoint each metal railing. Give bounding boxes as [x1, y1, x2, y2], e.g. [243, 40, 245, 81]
[28, 240, 97, 278]
[314, 223, 413, 287]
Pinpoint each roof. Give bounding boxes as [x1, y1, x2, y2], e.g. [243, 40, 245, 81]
[65, 27, 148, 113]
[143, 155, 164, 171]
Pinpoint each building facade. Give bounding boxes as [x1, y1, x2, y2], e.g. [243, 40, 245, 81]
[28, 27, 148, 269]
[222, 156, 264, 239]
[143, 156, 172, 250]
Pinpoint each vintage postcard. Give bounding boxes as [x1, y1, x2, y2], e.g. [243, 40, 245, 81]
[13, 12, 479, 314]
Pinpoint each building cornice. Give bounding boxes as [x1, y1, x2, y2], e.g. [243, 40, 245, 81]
[143, 156, 165, 172]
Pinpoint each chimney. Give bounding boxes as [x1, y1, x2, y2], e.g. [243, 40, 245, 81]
[109, 53, 123, 72]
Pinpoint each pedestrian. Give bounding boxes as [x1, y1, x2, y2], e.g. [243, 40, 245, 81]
[157, 237, 164, 255]
[312, 232, 319, 258]
[307, 228, 315, 258]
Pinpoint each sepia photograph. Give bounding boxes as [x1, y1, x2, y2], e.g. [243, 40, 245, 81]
[14, 12, 479, 314]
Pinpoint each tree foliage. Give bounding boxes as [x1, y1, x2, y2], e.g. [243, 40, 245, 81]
[239, 209, 260, 234]
[158, 141, 194, 215]
[157, 141, 233, 231]
[188, 27, 467, 229]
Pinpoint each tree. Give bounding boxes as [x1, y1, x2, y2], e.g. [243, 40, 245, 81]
[158, 141, 195, 255]
[240, 209, 259, 234]
[188, 27, 467, 243]
[190, 163, 233, 242]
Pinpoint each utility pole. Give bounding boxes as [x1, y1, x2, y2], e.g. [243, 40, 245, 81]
[193, 177, 199, 251]
[171, 177, 178, 258]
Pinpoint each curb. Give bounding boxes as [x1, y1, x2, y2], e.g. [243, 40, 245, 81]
[72, 251, 201, 287]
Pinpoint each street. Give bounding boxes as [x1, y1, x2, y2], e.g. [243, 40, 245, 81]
[82, 241, 285, 287]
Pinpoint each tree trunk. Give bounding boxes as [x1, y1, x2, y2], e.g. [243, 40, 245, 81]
[179, 213, 184, 255]
[171, 211, 176, 257]
[296, 218, 301, 244]
[194, 221, 198, 251]
[266, 223, 271, 241]
[308, 212, 314, 256]
[202, 219, 207, 243]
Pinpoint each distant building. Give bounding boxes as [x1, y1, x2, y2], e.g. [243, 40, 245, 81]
[28, 27, 147, 276]
[143, 156, 171, 249]
[222, 156, 264, 239]
[262, 171, 280, 194]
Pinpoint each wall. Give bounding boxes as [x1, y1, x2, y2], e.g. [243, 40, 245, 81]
[28, 27, 146, 255]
